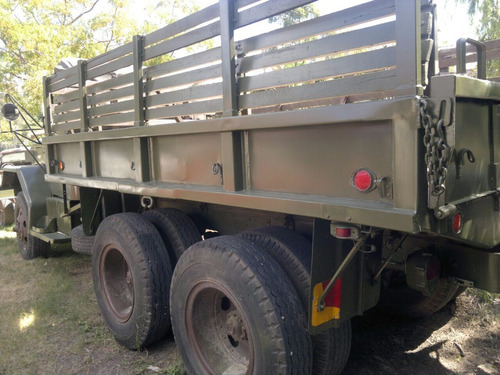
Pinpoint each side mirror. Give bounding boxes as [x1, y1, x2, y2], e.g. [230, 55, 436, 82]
[2, 103, 20, 121]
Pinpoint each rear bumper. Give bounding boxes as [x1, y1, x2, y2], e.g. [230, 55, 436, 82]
[431, 192, 500, 249]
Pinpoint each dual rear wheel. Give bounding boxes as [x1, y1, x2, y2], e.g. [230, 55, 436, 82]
[91, 209, 200, 349]
[92, 211, 350, 374]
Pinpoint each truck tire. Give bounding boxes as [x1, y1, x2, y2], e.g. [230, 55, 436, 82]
[242, 226, 351, 375]
[92, 213, 173, 349]
[379, 272, 459, 318]
[70, 224, 95, 255]
[170, 235, 312, 375]
[143, 208, 200, 266]
[14, 192, 50, 259]
[0, 201, 14, 226]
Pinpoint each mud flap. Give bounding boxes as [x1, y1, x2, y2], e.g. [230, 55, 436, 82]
[309, 219, 381, 335]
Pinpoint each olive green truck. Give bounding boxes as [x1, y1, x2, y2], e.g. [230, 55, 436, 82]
[2, 0, 500, 374]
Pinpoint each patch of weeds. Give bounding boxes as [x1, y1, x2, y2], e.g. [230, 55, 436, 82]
[163, 361, 185, 375]
[463, 289, 500, 321]
[78, 320, 91, 333]
[467, 288, 499, 305]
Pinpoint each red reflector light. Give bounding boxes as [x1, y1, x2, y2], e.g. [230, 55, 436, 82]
[335, 227, 352, 238]
[352, 169, 373, 192]
[452, 212, 463, 234]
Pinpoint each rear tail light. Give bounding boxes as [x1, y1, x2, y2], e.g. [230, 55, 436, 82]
[330, 223, 360, 240]
[351, 168, 376, 192]
[335, 227, 352, 238]
[452, 212, 463, 234]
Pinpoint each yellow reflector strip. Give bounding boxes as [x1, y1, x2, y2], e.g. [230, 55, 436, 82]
[311, 282, 340, 327]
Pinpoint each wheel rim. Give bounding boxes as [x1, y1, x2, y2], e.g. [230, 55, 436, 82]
[100, 245, 134, 323]
[14, 203, 28, 252]
[186, 281, 254, 375]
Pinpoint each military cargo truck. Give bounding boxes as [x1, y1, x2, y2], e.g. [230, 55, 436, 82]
[2, 0, 500, 374]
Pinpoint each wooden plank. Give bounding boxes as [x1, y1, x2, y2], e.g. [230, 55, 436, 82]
[239, 46, 396, 92]
[236, 0, 315, 29]
[237, 0, 395, 53]
[87, 54, 134, 80]
[250, 91, 393, 114]
[78, 60, 89, 131]
[48, 65, 79, 88]
[240, 22, 396, 73]
[43, 77, 52, 136]
[220, 0, 238, 117]
[439, 39, 500, 59]
[146, 98, 223, 120]
[395, 0, 421, 95]
[87, 72, 134, 95]
[89, 100, 135, 117]
[145, 4, 219, 46]
[89, 112, 135, 127]
[53, 110, 81, 124]
[87, 42, 133, 70]
[54, 99, 80, 115]
[51, 121, 80, 134]
[144, 22, 221, 61]
[54, 89, 81, 104]
[87, 85, 135, 106]
[146, 65, 222, 92]
[132, 35, 146, 127]
[439, 48, 500, 69]
[146, 83, 223, 107]
[146, 47, 221, 79]
[50, 75, 78, 92]
[239, 69, 397, 109]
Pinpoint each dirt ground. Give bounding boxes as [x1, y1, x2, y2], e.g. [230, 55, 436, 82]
[345, 293, 500, 375]
[0, 231, 498, 375]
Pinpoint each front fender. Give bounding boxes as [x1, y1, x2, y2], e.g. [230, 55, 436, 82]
[16, 165, 51, 228]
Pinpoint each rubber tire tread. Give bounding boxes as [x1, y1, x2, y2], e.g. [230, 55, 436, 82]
[143, 208, 200, 266]
[70, 224, 95, 255]
[92, 213, 173, 349]
[380, 276, 460, 318]
[242, 226, 351, 375]
[15, 192, 50, 260]
[170, 235, 312, 375]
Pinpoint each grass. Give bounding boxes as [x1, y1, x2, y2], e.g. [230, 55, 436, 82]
[0, 230, 183, 375]
[2, 224, 495, 375]
[0, 189, 14, 199]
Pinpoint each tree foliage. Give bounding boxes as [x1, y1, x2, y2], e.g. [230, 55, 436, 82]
[0, 0, 133, 144]
[0, 0, 197, 147]
[456, 0, 500, 78]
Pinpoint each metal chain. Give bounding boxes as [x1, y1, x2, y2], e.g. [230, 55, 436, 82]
[420, 99, 450, 197]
